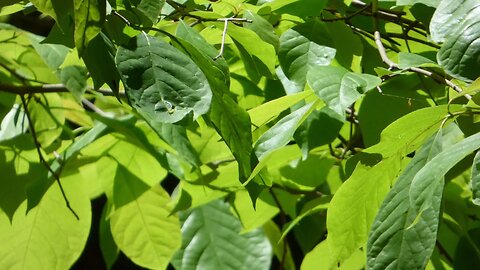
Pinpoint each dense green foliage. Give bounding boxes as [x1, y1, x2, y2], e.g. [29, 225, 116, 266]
[1, 0, 480, 269]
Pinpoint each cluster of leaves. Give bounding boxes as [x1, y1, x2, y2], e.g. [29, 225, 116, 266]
[1, 0, 480, 269]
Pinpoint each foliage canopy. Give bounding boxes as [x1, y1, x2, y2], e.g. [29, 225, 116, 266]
[1, 0, 480, 269]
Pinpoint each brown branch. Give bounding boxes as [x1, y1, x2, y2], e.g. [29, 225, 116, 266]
[0, 83, 123, 97]
[20, 95, 80, 220]
[373, 31, 469, 98]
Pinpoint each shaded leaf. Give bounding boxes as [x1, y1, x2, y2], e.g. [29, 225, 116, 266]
[82, 33, 121, 93]
[59, 65, 88, 101]
[244, 10, 279, 52]
[73, 0, 106, 55]
[110, 185, 181, 270]
[171, 200, 272, 270]
[471, 151, 480, 205]
[307, 66, 381, 117]
[116, 33, 212, 123]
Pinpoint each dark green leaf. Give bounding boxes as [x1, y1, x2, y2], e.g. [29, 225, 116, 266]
[471, 151, 480, 205]
[73, 0, 106, 55]
[116, 33, 212, 123]
[171, 200, 272, 270]
[100, 204, 119, 269]
[82, 33, 121, 94]
[175, 22, 254, 182]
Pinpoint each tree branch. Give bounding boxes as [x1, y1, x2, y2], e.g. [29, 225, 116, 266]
[20, 95, 80, 220]
[373, 31, 469, 98]
[0, 83, 124, 97]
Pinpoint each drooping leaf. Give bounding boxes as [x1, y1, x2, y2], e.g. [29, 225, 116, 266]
[29, 0, 73, 28]
[227, 24, 277, 79]
[175, 22, 254, 182]
[82, 33, 121, 93]
[301, 240, 365, 270]
[131, 0, 165, 24]
[279, 20, 336, 87]
[110, 185, 181, 270]
[0, 178, 91, 270]
[307, 66, 381, 118]
[73, 0, 106, 55]
[471, 151, 480, 205]
[171, 200, 272, 270]
[244, 10, 279, 52]
[367, 129, 443, 270]
[116, 33, 212, 123]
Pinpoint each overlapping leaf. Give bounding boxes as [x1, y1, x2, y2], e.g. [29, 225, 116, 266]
[73, 0, 105, 55]
[307, 66, 381, 117]
[171, 200, 272, 270]
[432, 0, 480, 82]
[116, 33, 212, 124]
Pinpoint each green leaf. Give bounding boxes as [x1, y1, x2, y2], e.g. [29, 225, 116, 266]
[30, 35, 69, 70]
[110, 185, 181, 270]
[327, 156, 402, 265]
[279, 20, 336, 87]
[301, 240, 365, 270]
[59, 65, 88, 101]
[100, 204, 119, 269]
[28, 93, 65, 148]
[307, 66, 381, 117]
[430, 0, 480, 81]
[254, 101, 316, 161]
[82, 33, 121, 93]
[133, 0, 165, 24]
[248, 91, 311, 127]
[0, 178, 91, 270]
[175, 22, 254, 182]
[266, 0, 328, 17]
[227, 24, 277, 78]
[398, 52, 436, 69]
[146, 122, 201, 167]
[367, 129, 443, 270]
[29, 0, 73, 27]
[244, 10, 279, 52]
[74, 0, 106, 55]
[471, 151, 480, 205]
[294, 107, 344, 157]
[116, 33, 212, 123]
[231, 190, 279, 233]
[396, 0, 439, 7]
[171, 200, 272, 270]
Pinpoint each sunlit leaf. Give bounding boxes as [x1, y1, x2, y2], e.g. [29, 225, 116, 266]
[110, 185, 181, 270]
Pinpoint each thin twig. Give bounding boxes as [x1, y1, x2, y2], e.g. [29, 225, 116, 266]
[373, 31, 469, 98]
[214, 19, 229, 60]
[0, 83, 124, 97]
[20, 95, 80, 220]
